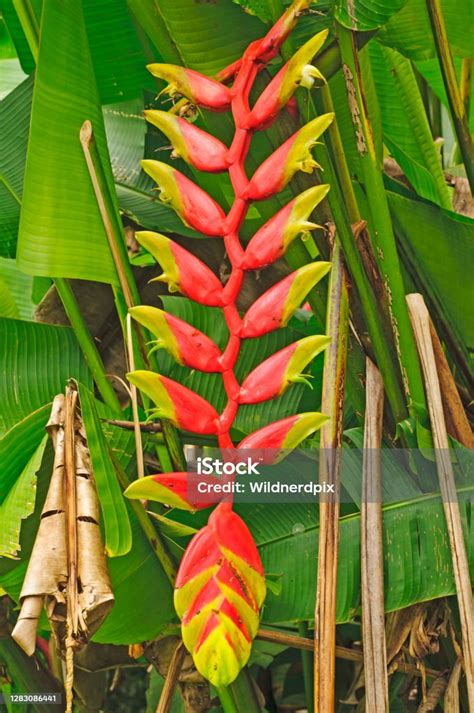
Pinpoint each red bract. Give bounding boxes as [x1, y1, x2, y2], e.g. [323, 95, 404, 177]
[141, 160, 226, 236]
[126, 0, 332, 688]
[130, 306, 222, 372]
[239, 335, 330, 404]
[144, 110, 230, 173]
[127, 371, 219, 435]
[124, 472, 214, 511]
[147, 63, 232, 111]
[244, 114, 334, 200]
[242, 184, 329, 270]
[248, 30, 328, 129]
[241, 262, 331, 338]
[239, 412, 329, 462]
[136, 231, 225, 307]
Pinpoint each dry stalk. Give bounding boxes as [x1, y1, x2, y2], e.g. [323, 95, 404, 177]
[314, 242, 349, 712]
[156, 642, 186, 713]
[428, 318, 473, 448]
[407, 293, 474, 711]
[361, 359, 388, 711]
[256, 629, 441, 679]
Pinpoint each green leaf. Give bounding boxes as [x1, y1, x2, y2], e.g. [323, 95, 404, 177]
[82, 0, 154, 103]
[146, 668, 184, 713]
[387, 187, 474, 351]
[0, 405, 50, 504]
[238, 487, 474, 623]
[0, 318, 92, 436]
[378, 0, 473, 60]
[0, 257, 34, 319]
[370, 41, 451, 208]
[0, 0, 38, 73]
[415, 56, 474, 133]
[77, 384, 132, 558]
[335, 0, 407, 31]
[92, 508, 175, 643]
[131, 0, 264, 76]
[0, 76, 32, 258]
[0, 57, 26, 98]
[0, 435, 47, 558]
[147, 510, 199, 538]
[2, 0, 154, 102]
[16, 0, 119, 283]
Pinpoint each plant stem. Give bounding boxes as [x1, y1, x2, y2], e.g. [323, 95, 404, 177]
[460, 58, 473, 118]
[425, 0, 474, 193]
[407, 293, 474, 710]
[314, 86, 408, 424]
[218, 669, 262, 713]
[337, 26, 427, 414]
[11, 0, 39, 61]
[361, 359, 388, 712]
[298, 621, 314, 713]
[314, 241, 348, 713]
[54, 278, 121, 413]
[256, 628, 442, 679]
[79, 121, 140, 309]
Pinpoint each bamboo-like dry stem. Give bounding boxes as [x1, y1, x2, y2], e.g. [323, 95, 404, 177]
[79, 121, 140, 309]
[428, 319, 474, 448]
[425, 0, 474, 193]
[256, 629, 441, 679]
[156, 642, 186, 713]
[361, 359, 388, 712]
[407, 293, 474, 711]
[314, 241, 349, 713]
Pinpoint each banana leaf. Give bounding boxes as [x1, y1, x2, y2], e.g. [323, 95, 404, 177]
[0, 318, 92, 435]
[16, 0, 119, 283]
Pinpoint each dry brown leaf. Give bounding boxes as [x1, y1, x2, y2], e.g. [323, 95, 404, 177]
[12, 391, 114, 656]
[444, 659, 463, 713]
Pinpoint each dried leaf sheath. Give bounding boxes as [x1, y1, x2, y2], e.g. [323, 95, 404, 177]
[12, 393, 114, 656]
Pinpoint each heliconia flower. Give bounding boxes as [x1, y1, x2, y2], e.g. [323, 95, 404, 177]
[238, 412, 329, 462]
[147, 63, 232, 111]
[249, 0, 312, 64]
[141, 160, 226, 236]
[129, 305, 222, 373]
[127, 370, 219, 435]
[240, 261, 331, 338]
[144, 110, 229, 173]
[135, 231, 225, 307]
[239, 335, 330, 404]
[175, 502, 266, 686]
[248, 30, 328, 129]
[124, 472, 214, 511]
[242, 185, 330, 270]
[244, 113, 334, 201]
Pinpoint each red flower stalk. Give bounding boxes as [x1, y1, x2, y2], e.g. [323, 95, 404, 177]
[127, 0, 333, 687]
